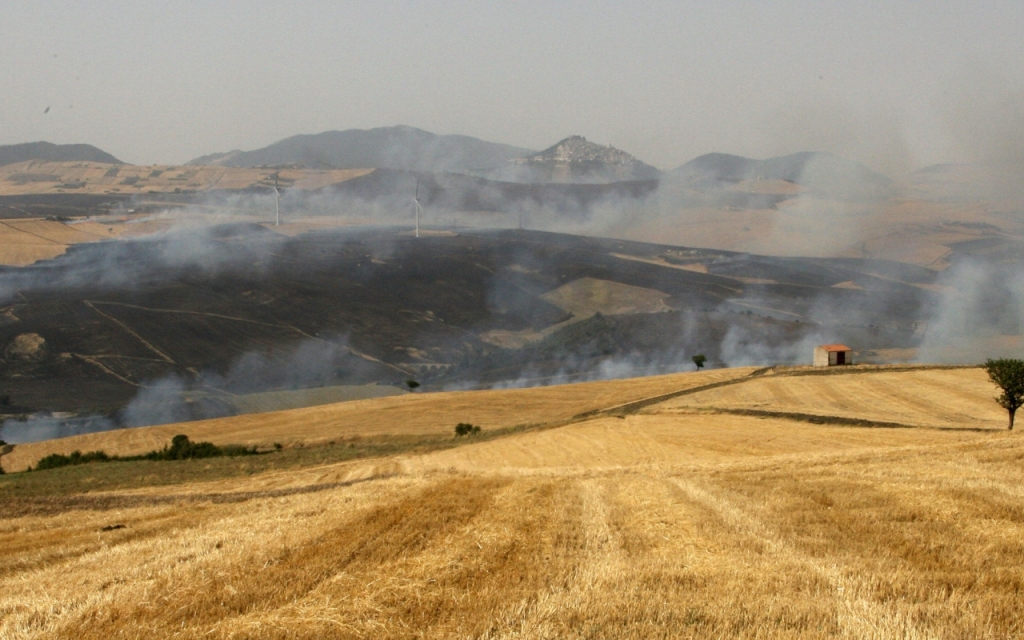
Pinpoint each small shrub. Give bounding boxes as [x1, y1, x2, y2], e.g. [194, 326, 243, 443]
[455, 422, 481, 437]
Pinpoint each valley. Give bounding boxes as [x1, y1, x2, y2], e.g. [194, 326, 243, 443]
[0, 226, 939, 439]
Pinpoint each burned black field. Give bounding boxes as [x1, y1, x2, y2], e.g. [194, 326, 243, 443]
[0, 224, 936, 436]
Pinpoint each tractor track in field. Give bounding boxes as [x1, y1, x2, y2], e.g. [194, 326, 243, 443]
[1, 473, 399, 518]
[569, 364, 982, 425]
[83, 301, 176, 364]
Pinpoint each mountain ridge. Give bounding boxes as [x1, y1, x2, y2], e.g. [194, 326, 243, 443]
[187, 125, 535, 174]
[0, 142, 122, 168]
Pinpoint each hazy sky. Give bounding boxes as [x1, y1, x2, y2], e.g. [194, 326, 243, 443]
[3, 1, 1024, 172]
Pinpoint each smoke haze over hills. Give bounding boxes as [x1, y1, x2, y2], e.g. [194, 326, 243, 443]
[2, 2, 1024, 441]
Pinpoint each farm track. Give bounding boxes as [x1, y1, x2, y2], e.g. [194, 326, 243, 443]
[72, 354, 142, 387]
[570, 366, 774, 420]
[667, 406, 994, 431]
[83, 301, 176, 363]
[83, 301, 410, 376]
[0, 220, 60, 245]
[2, 474, 395, 519]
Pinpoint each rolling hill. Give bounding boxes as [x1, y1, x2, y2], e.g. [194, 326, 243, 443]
[187, 125, 535, 173]
[0, 226, 938, 440]
[673, 151, 893, 201]
[0, 142, 121, 167]
[2, 364, 1021, 638]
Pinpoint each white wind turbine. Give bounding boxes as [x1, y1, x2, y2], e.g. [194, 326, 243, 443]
[412, 178, 424, 238]
[273, 172, 281, 226]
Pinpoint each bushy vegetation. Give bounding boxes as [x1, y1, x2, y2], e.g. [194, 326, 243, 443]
[455, 422, 481, 437]
[26, 435, 258, 471]
[35, 450, 111, 471]
[692, 354, 707, 370]
[144, 434, 256, 461]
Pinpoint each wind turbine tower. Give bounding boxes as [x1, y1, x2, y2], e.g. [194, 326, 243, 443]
[273, 173, 281, 226]
[412, 179, 425, 238]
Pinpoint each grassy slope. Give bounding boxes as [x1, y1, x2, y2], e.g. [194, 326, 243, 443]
[0, 367, 754, 472]
[4, 365, 1024, 639]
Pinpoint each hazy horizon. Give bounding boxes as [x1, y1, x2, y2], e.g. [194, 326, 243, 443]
[3, 1, 1024, 174]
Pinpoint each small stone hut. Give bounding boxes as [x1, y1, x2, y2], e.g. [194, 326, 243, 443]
[813, 344, 852, 367]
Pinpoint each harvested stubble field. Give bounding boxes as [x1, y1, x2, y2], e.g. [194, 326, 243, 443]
[0, 218, 119, 266]
[0, 161, 374, 196]
[2, 365, 1024, 639]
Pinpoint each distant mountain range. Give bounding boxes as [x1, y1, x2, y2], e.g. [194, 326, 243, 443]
[188, 128, 891, 196]
[187, 125, 534, 174]
[673, 151, 893, 201]
[0, 142, 122, 168]
[188, 127, 661, 184]
[1, 129, 896, 201]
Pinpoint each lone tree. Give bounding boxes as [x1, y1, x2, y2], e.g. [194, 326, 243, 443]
[984, 359, 1024, 430]
[405, 379, 420, 391]
[692, 354, 707, 371]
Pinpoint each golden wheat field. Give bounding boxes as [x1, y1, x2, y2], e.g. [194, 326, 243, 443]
[3, 365, 1024, 639]
[0, 161, 374, 196]
[0, 218, 119, 266]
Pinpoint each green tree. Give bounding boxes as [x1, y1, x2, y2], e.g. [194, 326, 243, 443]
[692, 354, 707, 371]
[984, 359, 1024, 430]
[406, 379, 421, 391]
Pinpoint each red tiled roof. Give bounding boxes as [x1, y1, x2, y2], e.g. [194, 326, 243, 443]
[817, 344, 852, 352]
